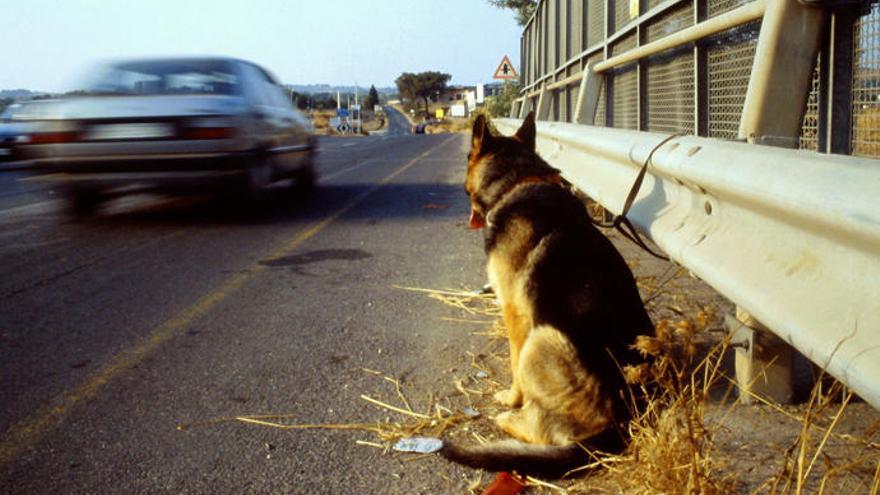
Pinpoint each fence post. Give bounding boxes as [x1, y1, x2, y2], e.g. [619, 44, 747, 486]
[574, 63, 604, 124]
[536, 87, 553, 120]
[738, 0, 827, 146]
[826, 8, 857, 154]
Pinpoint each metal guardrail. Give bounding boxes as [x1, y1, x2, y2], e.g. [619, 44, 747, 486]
[508, 0, 880, 407]
[493, 120, 880, 410]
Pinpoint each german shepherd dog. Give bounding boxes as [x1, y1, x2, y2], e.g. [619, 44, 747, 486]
[439, 113, 653, 477]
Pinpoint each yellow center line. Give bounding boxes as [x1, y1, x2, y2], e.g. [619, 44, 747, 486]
[0, 135, 458, 467]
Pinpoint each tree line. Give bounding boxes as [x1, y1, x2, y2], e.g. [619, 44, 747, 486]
[288, 84, 381, 112]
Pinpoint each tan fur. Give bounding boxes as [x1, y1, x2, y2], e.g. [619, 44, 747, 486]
[488, 263, 612, 445]
[486, 215, 534, 407]
[442, 114, 651, 476]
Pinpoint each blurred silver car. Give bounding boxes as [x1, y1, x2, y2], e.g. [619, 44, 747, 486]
[21, 57, 316, 214]
[0, 100, 58, 163]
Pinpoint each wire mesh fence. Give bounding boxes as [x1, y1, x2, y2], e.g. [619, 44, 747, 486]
[613, 0, 635, 33]
[707, 0, 753, 18]
[645, 3, 694, 43]
[518, 0, 880, 159]
[647, 48, 696, 134]
[706, 22, 761, 140]
[611, 64, 640, 129]
[852, 2, 880, 157]
[587, 0, 606, 47]
[800, 58, 822, 151]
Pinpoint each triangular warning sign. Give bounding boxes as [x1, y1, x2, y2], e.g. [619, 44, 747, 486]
[493, 55, 518, 80]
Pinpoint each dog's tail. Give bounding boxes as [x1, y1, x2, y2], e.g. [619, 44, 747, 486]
[439, 429, 625, 478]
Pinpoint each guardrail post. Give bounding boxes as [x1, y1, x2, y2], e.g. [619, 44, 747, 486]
[730, 0, 825, 404]
[574, 63, 603, 125]
[729, 310, 795, 404]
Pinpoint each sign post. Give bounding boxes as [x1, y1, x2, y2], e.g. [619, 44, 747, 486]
[351, 104, 362, 134]
[335, 107, 351, 134]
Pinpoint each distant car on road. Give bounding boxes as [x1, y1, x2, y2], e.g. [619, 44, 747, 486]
[411, 119, 439, 134]
[20, 57, 316, 215]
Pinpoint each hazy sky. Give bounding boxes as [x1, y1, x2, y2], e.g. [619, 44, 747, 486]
[1, 0, 524, 93]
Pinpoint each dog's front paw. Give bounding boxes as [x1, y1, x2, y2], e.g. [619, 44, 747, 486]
[493, 388, 523, 407]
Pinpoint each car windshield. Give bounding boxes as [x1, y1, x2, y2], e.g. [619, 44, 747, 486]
[84, 60, 241, 96]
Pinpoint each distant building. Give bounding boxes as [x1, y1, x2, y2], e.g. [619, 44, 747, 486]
[483, 82, 505, 98]
[434, 86, 476, 104]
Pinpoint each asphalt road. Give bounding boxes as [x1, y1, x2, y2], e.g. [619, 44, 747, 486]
[0, 133, 493, 493]
[383, 105, 413, 136]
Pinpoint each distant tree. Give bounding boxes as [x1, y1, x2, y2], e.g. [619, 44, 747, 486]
[363, 85, 380, 110]
[314, 95, 337, 110]
[488, 0, 538, 26]
[486, 81, 521, 117]
[395, 71, 451, 118]
[286, 90, 311, 110]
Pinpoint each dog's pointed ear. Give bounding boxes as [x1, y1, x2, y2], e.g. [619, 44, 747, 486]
[471, 114, 495, 154]
[514, 112, 536, 150]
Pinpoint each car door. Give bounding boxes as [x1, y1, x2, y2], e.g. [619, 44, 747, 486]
[239, 63, 279, 152]
[247, 65, 310, 175]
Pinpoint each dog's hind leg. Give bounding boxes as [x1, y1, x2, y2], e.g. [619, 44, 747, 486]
[495, 401, 547, 444]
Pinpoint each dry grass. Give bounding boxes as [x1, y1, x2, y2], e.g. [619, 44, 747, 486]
[425, 118, 472, 134]
[572, 313, 737, 494]
[310, 109, 336, 135]
[753, 370, 880, 494]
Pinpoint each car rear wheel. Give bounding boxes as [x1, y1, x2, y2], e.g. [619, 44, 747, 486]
[66, 188, 105, 217]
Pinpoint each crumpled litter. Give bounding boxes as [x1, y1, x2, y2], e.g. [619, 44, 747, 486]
[461, 407, 481, 418]
[392, 437, 444, 454]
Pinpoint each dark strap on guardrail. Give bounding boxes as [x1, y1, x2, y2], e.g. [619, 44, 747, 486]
[591, 133, 686, 262]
